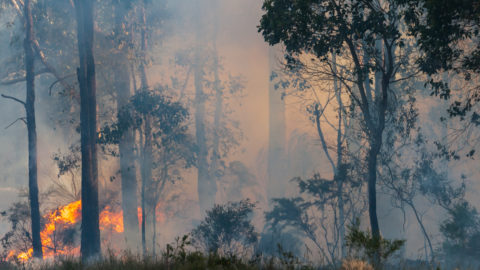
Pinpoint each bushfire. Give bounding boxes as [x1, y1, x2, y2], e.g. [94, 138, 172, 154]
[6, 200, 126, 262]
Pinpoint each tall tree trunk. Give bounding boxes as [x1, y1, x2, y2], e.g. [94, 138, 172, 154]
[211, 1, 221, 200]
[74, 0, 101, 261]
[367, 140, 380, 240]
[152, 203, 156, 255]
[139, 0, 148, 90]
[140, 116, 152, 256]
[267, 46, 286, 203]
[194, 0, 215, 214]
[333, 53, 346, 259]
[24, 0, 42, 259]
[138, 0, 152, 256]
[113, 3, 139, 252]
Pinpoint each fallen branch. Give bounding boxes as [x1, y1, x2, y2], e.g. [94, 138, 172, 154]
[1, 68, 49, 85]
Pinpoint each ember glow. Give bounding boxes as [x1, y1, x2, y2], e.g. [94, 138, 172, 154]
[6, 200, 129, 262]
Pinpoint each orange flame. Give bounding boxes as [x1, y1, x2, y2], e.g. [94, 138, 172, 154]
[7, 200, 127, 262]
[100, 206, 124, 233]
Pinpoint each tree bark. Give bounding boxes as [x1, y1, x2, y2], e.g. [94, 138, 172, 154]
[140, 116, 152, 256]
[24, 0, 43, 259]
[367, 141, 380, 240]
[137, 0, 152, 256]
[333, 53, 346, 259]
[74, 0, 101, 261]
[113, 2, 140, 252]
[210, 4, 222, 200]
[267, 46, 286, 202]
[194, 0, 215, 214]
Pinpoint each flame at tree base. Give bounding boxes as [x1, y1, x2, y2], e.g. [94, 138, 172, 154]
[6, 200, 128, 262]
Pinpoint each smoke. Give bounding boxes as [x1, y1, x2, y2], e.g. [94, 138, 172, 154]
[0, 0, 478, 266]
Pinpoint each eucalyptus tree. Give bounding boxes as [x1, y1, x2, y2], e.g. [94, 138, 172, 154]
[259, 0, 417, 247]
[99, 89, 191, 255]
[0, 0, 43, 258]
[111, 0, 139, 251]
[73, 0, 101, 260]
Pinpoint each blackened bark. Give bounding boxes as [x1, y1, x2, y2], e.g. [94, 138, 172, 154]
[113, 3, 140, 252]
[74, 0, 101, 261]
[24, 0, 42, 259]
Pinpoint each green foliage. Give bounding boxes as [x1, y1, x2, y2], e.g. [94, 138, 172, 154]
[192, 199, 258, 256]
[99, 89, 189, 146]
[346, 220, 405, 266]
[440, 202, 480, 262]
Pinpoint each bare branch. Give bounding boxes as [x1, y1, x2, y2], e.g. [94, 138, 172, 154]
[5, 117, 26, 129]
[1, 94, 26, 107]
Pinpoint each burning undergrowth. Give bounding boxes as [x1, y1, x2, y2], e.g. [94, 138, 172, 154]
[1, 199, 154, 263]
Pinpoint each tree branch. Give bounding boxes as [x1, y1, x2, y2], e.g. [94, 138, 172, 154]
[4, 117, 26, 129]
[1, 94, 26, 107]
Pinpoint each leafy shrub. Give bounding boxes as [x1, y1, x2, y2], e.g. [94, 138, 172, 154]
[440, 202, 480, 265]
[345, 220, 405, 268]
[192, 199, 258, 256]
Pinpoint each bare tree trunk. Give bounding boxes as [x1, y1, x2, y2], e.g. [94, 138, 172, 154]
[267, 46, 286, 203]
[194, 0, 215, 214]
[367, 141, 380, 240]
[152, 204, 156, 255]
[113, 2, 140, 252]
[211, 2, 222, 199]
[74, 0, 101, 261]
[333, 53, 346, 259]
[140, 116, 152, 256]
[139, 0, 148, 90]
[24, 0, 42, 259]
[408, 201, 434, 261]
[137, 0, 151, 256]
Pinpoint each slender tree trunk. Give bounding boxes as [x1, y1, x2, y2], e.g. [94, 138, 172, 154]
[367, 141, 380, 240]
[267, 46, 286, 203]
[139, 0, 148, 90]
[113, 3, 140, 252]
[75, 0, 101, 261]
[408, 201, 434, 261]
[333, 53, 346, 259]
[141, 116, 152, 256]
[24, 0, 42, 259]
[152, 204, 156, 255]
[194, 0, 215, 214]
[137, 0, 151, 256]
[211, 6, 222, 198]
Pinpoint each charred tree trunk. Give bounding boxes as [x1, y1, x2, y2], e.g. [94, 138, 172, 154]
[113, 3, 140, 252]
[24, 0, 42, 259]
[74, 0, 101, 261]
